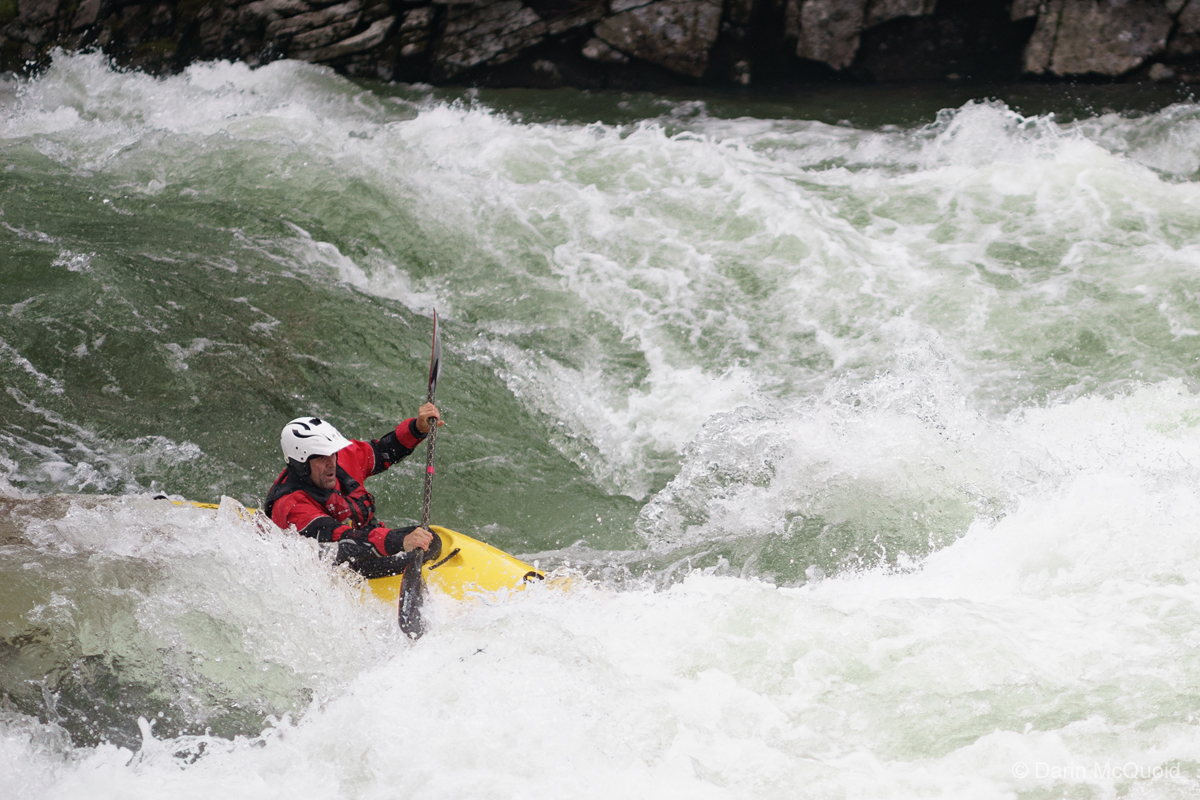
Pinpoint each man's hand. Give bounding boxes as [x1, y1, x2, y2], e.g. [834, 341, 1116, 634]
[403, 526, 433, 552]
[416, 402, 443, 434]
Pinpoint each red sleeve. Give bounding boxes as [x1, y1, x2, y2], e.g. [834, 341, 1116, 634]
[337, 439, 377, 486]
[396, 419, 423, 450]
[368, 527, 390, 556]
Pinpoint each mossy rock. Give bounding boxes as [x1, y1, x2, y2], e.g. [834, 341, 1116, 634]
[177, 0, 216, 22]
[133, 37, 179, 58]
[0, 0, 18, 26]
[0, 38, 22, 71]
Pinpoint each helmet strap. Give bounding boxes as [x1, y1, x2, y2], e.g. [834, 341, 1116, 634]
[286, 457, 313, 482]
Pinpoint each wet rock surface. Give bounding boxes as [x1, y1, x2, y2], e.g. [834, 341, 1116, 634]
[593, 0, 721, 77]
[3, 0, 1200, 87]
[1025, 0, 1173, 77]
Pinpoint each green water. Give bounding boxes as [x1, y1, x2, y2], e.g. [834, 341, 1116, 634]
[6, 53, 1200, 798]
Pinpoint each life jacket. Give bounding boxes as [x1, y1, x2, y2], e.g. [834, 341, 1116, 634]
[264, 463, 377, 530]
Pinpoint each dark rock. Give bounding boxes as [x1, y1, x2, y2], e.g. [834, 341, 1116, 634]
[399, 6, 434, 34]
[240, 0, 313, 26]
[1149, 61, 1174, 80]
[521, 0, 604, 33]
[1025, 0, 1172, 76]
[1021, 0, 1058, 71]
[396, 5, 434, 56]
[789, 0, 868, 71]
[726, 0, 753, 27]
[17, 0, 60, 26]
[294, 18, 359, 49]
[857, 0, 1034, 81]
[150, 3, 172, 28]
[72, 0, 100, 30]
[609, 0, 654, 13]
[1168, 0, 1200, 58]
[581, 35, 627, 61]
[1010, 0, 1039, 20]
[264, 0, 360, 42]
[0, 0, 1193, 89]
[295, 12, 393, 60]
[546, 4, 603, 34]
[863, 0, 935, 28]
[434, 0, 546, 78]
[592, 0, 721, 77]
[289, 12, 361, 50]
[200, 6, 241, 50]
[7, 23, 46, 44]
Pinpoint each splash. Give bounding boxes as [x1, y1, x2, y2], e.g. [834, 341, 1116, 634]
[4, 52, 1200, 799]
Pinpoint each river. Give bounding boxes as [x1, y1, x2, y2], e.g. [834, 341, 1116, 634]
[4, 51, 1200, 798]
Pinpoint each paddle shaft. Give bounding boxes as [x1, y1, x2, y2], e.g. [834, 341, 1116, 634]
[400, 312, 441, 639]
[419, 403, 437, 529]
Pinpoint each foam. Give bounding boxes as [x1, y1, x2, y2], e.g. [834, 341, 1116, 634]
[5, 54, 1200, 798]
[8, 54, 1200, 491]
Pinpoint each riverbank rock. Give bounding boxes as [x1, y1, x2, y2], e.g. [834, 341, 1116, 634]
[434, 0, 546, 79]
[4, 0, 1200, 87]
[593, 0, 721, 78]
[1024, 0, 1174, 76]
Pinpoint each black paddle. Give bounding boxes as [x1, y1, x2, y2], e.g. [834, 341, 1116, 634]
[399, 311, 441, 638]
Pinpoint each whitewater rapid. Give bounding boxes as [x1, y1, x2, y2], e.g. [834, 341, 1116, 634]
[4, 52, 1200, 798]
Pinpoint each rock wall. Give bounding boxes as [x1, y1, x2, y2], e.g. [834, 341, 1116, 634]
[2, 0, 1199, 86]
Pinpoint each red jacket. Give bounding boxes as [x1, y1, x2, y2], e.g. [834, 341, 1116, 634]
[264, 419, 426, 556]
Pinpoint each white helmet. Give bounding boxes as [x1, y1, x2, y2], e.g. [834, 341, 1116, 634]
[281, 417, 352, 463]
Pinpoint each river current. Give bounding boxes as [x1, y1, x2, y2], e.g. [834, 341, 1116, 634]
[4, 51, 1200, 798]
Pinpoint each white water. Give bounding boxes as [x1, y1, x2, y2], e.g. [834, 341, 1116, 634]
[5, 52, 1200, 798]
[7, 456, 1200, 799]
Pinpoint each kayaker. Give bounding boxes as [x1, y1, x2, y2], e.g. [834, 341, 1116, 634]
[263, 407, 444, 578]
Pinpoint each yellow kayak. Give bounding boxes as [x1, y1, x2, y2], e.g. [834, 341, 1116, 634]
[367, 525, 543, 602]
[165, 498, 544, 600]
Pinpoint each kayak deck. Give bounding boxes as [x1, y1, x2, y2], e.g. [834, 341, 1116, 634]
[368, 525, 544, 602]
[161, 498, 543, 601]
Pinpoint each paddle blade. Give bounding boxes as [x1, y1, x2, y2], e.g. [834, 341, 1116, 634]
[398, 550, 426, 639]
[426, 310, 441, 404]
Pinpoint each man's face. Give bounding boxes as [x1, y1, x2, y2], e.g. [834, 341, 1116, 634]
[309, 453, 338, 490]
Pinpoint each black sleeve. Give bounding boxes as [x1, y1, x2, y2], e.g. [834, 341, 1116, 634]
[297, 519, 377, 545]
[339, 546, 420, 579]
[333, 538, 378, 568]
[369, 419, 427, 475]
[297, 516, 343, 543]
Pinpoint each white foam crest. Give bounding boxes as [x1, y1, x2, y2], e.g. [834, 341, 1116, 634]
[0, 337, 65, 394]
[0, 50, 419, 183]
[0, 50, 395, 140]
[0, 391, 203, 494]
[0, 711, 72, 800]
[639, 344, 1001, 556]
[468, 334, 758, 497]
[412, 99, 1185, 490]
[9, 496, 401, 740]
[7, 557, 1200, 799]
[10, 55, 1200, 498]
[4, 68, 810, 487]
[645, 371, 1200, 584]
[688, 105, 1200, 408]
[689, 99, 1200, 177]
[1071, 103, 1200, 178]
[396, 108, 951, 485]
[265, 223, 443, 315]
